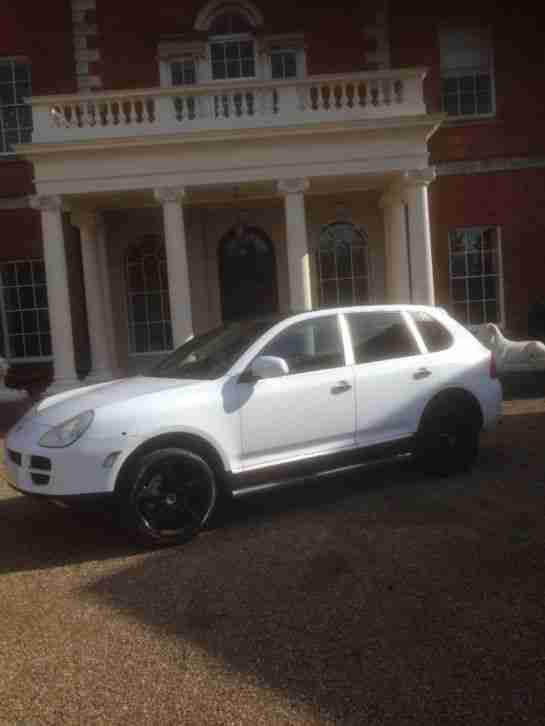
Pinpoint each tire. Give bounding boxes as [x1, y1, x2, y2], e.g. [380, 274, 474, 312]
[119, 447, 217, 547]
[414, 405, 480, 477]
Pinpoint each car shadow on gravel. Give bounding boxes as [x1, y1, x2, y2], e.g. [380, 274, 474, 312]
[79, 409, 545, 725]
[0, 457, 417, 577]
[81, 465, 545, 726]
[0, 491, 141, 575]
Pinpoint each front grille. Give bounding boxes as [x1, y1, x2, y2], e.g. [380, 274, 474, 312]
[30, 455, 51, 471]
[8, 449, 22, 466]
[31, 473, 50, 486]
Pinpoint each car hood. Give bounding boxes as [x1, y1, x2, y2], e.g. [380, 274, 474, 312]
[34, 376, 205, 427]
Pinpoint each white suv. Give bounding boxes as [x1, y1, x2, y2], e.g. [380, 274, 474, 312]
[4, 306, 502, 546]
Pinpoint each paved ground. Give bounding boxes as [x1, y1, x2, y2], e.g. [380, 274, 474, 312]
[1, 396, 545, 725]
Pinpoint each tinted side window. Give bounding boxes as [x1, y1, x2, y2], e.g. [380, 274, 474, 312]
[347, 312, 420, 364]
[260, 316, 344, 374]
[410, 311, 453, 352]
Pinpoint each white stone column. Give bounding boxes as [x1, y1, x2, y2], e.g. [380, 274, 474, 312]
[154, 187, 193, 347]
[31, 195, 79, 394]
[96, 220, 120, 375]
[404, 169, 436, 305]
[72, 211, 115, 383]
[380, 191, 411, 302]
[277, 178, 312, 311]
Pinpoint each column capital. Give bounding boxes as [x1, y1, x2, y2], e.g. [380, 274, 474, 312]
[30, 195, 69, 213]
[154, 186, 186, 204]
[402, 168, 436, 188]
[277, 178, 310, 196]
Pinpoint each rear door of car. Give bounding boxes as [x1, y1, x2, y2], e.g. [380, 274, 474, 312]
[343, 310, 431, 448]
[404, 309, 469, 396]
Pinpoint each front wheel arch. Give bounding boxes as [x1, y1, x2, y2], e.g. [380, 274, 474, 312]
[114, 432, 229, 497]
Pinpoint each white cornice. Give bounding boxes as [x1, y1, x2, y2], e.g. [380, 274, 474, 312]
[17, 114, 445, 161]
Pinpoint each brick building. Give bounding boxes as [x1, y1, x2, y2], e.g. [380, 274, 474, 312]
[1, 0, 544, 394]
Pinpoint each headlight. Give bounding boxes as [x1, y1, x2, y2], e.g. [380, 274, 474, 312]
[39, 410, 94, 448]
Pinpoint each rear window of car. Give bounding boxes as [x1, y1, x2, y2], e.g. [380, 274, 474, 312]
[410, 311, 453, 352]
[346, 311, 420, 364]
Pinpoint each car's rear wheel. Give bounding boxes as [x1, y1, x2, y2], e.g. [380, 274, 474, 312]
[119, 447, 217, 546]
[415, 404, 480, 477]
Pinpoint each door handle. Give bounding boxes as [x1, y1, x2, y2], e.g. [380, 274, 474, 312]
[331, 380, 352, 394]
[413, 367, 432, 380]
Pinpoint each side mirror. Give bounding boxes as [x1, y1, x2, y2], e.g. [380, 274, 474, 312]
[243, 355, 289, 382]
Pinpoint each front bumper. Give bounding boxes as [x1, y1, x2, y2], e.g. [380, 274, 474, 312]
[3, 417, 133, 498]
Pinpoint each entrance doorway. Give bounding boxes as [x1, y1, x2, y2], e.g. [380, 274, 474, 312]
[219, 225, 278, 322]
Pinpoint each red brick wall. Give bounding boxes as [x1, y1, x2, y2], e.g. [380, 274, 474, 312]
[0, 160, 34, 198]
[0, 209, 42, 260]
[390, 3, 545, 163]
[1, 1, 75, 198]
[95, 0, 379, 89]
[430, 168, 545, 335]
[1, 1, 76, 96]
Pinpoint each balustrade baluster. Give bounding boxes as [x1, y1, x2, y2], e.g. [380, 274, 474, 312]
[338, 83, 347, 109]
[296, 85, 307, 111]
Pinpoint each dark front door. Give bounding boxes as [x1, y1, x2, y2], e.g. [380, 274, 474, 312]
[219, 225, 278, 322]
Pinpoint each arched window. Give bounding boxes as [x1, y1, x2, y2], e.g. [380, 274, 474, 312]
[209, 10, 256, 80]
[219, 224, 278, 321]
[125, 236, 172, 354]
[316, 222, 370, 307]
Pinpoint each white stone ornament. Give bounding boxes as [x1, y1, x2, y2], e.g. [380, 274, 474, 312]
[0, 357, 28, 402]
[474, 323, 545, 373]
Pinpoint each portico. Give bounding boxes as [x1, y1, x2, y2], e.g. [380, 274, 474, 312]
[21, 68, 442, 393]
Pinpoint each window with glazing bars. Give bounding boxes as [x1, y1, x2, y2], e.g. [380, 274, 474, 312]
[0, 59, 32, 154]
[439, 28, 494, 117]
[270, 49, 297, 79]
[316, 222, 370, 307]
[126, 239, 173, 354]
[0, 259, 51, 359]
[171, 58, 197, 86]
[449, 227, 502, 325]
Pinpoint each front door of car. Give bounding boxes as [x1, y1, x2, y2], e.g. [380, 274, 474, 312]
[238, 315, 356, 470]
[344, 311, 430, 446]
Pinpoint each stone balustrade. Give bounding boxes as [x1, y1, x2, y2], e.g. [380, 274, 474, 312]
[28, 68, 428, 144]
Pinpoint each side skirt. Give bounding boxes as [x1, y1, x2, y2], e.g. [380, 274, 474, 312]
[228, 438, 413, 498]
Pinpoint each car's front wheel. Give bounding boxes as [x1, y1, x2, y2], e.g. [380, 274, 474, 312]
[415, 404, 480, 477]
[119, 447, 217, 547]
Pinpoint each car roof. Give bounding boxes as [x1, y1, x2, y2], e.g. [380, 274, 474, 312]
[283, 304, 446, 320]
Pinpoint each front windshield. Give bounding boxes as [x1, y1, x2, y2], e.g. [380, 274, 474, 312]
[150, 317, 285, 380]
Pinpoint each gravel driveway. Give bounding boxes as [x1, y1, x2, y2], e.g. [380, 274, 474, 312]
[1, 397, 545, 725]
